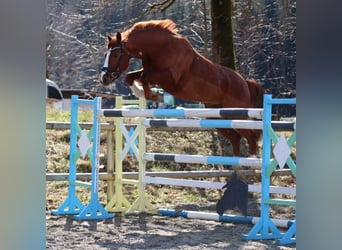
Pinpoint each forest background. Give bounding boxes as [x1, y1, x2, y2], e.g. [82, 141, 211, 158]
[46, 0, 296, 115]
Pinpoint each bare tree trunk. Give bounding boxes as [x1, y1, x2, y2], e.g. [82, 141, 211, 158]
[210, 0, 236, 70]
[202, 0, 209, 58]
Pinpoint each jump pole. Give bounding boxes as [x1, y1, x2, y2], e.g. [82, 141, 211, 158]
[158, 209, 294, 229]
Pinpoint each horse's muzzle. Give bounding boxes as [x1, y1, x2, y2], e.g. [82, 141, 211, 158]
[99, 71, 110, 85]
[99, 71, 118, 85]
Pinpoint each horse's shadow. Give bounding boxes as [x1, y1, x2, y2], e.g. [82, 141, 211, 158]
[63, 215, 113, 232]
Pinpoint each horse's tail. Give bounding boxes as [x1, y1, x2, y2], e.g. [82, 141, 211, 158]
[246, 79, 264, 108]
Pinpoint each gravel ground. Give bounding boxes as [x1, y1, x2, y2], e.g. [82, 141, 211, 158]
[46, 202, 296, 250]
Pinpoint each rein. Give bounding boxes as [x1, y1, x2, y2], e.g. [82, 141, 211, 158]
[101, 42, 125, 79]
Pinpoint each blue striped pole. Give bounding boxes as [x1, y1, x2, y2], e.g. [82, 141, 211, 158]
[143, 119, 296, 131]
[143, 119, 263, 129]
[158, 209, 294, 229]
[100, 108, 263, 119]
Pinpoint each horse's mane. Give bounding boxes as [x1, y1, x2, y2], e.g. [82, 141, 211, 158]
[123, 19, 178, 38]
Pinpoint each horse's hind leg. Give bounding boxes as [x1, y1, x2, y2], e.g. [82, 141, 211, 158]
[216, 128, 242, 156]
[205, 104, 242, 156]
[236, 129, 261, 156]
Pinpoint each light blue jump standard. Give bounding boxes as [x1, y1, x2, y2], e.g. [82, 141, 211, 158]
[51, 95, 114, 220]
[242, 94, 296, 245]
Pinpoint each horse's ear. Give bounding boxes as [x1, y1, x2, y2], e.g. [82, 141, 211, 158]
[107, 35, 112, 42]
[116, 32, 122, 43]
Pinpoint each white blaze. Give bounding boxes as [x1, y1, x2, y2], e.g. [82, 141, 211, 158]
[99, 48, 112, 83]
[102, 49, 111, 70]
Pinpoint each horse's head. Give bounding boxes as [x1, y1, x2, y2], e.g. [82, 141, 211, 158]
[99, 32, 130, 86]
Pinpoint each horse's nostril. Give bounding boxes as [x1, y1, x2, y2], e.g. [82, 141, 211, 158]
[99, 74, 108, 85]
[111, 72, 119, 80]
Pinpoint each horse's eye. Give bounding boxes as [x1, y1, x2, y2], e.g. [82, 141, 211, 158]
[112, 54, 119, 58]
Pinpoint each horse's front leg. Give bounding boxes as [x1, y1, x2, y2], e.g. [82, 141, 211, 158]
[125, 69, 162, 102]
[140, 71, 164, 103]
[125, 69, 145, 98]
[125, 69, 143, 86]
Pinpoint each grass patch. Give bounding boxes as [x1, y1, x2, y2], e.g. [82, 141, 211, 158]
[46, 108, 94, 122]
[183, 193, 201, 202]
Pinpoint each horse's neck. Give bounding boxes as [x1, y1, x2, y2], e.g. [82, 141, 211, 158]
[125, 30, 175, 54]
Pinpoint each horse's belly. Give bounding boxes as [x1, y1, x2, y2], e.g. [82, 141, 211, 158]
[173, 81, 222, 103]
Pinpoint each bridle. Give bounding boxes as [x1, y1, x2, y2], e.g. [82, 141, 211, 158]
[101, 42, 125, 80]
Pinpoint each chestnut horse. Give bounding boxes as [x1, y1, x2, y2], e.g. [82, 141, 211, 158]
[99, 19, 264, 156]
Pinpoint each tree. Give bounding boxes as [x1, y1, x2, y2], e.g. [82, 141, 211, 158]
[210, 0, 236, 70]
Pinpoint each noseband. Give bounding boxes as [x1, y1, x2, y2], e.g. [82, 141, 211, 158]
[101, 43, 125, 80]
